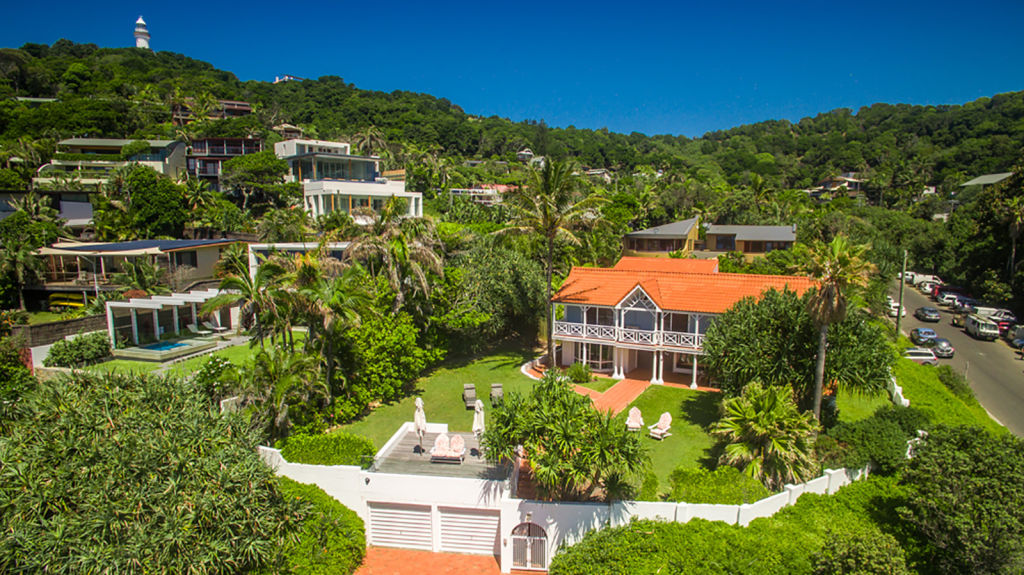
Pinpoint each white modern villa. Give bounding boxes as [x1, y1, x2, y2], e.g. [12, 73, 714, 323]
[274, 139, 422, 219]
[551, 257, 816, 387]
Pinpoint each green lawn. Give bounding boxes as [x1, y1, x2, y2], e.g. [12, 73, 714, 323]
[835, 388, 891, 423]
[578, 375, 619, 393]
[86, 359, 161, 375]
[895, 358, 1005, 434]
[334, 347, 537, 448]
[614, 386, 721, 496]
[27, 311, 67, 325]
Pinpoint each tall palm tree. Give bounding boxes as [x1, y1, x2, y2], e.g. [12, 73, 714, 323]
[712, 381, 818, 490]
[0, 242, 43, 310]
[1001, 194, 1024, 286]
[110, 258, 170, 295]
[802, 235, 873, 420]
[346, 198, 443, 315]
[203, 261, 286, 346]
[297, 265, 371, 392]
[499, 159, 608, 365]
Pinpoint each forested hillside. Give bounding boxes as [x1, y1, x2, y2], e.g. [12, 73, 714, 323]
[2, 41, 1023, 194]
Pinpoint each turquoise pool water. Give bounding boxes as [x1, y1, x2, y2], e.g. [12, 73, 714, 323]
[142, 341, 188, 351]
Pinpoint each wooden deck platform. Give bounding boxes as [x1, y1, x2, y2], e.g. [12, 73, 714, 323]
[373, 431, 510, 480]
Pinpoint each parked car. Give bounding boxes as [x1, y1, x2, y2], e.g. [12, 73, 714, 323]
[931, 338, 955, 358]
[997, 320, 1015, 337]
[888, 302, 906, 317]
[1004, 325, 1024, 345]
[938, 292, 963, 307]
[952, 297, 980, 313]
[911, 327, 938, 345]
[965, 314, 1000, 341]
[899, 271, 917, 283]
[933, 285, 966, 300]
[903, 347, 938, 366]
[913, 274, 942, 286]
[918, 281, 937, 294]
[990, 309, 1018, 324]
[914, 306, 941, 322]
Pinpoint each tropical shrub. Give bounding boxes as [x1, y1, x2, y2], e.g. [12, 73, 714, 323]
[825, 405, 931, 475]
[712, 381, 818, 490]
[272, 477, 366, 574]
[565, 361, 592, 384]
[637, 471, 660, 501]
[42, 331, 110, 367]
[280, 432, 376, 467]
[346, 312, 440, 404]
[0, 336, 34, 430]
[668, 465, 772, 504]
[934, 364, 974, 402]
[811, 530, 911, 575]
[702, 289, 893, 409]
[0, 372, 304, 573]
[192, 355, 237, 403]
[482, 370, 648, 501]
[899, 425, 1024, 574]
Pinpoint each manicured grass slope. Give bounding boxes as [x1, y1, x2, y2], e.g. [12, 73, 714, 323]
[894, 359, 1004, 433]
[615, 386, 720, 495]
[85, 358, 161, 375]
[835, 388, 891, 423]
[577, 375, 619, 393]
[334, 347, 537, 448]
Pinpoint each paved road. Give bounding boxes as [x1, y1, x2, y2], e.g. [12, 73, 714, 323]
[892, 284, 1024, 436]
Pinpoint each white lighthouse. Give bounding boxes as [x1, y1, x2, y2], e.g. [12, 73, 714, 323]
[134, 16, 151, 49]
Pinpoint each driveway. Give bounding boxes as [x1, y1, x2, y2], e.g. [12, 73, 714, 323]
[891, 284, 1024, 437]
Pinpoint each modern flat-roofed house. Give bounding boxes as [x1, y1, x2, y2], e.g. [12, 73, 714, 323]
[187, 137, 263, 191]
[550, 257, 815, 387]
[622, 217, 700, 256]
[34, 138, 187, 191]
[699, 224, 797, 261]
[274, 139, 422, 219]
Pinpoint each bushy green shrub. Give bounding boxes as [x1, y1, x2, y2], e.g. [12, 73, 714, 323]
[812, 530, 911, 575]
[273, 477, 365, 574]
[280, 432, 376, 467]
[668, 466, 772, 504]
[42, 331, 110, 367]
[192, 355, 236, 402]
[564, 362, 592, 384]
[637, 471, 660, 501]
[346, 312, 441, 405]
[826, 405, 932, 475]
[935, 365, 974, 402]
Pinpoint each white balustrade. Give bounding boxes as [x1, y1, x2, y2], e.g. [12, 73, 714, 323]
[552, 322, 704, 350]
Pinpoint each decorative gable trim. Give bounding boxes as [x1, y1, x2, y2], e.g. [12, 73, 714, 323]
[617, 285, 660, 312]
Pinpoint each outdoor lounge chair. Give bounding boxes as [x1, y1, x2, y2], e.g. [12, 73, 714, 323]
[429, 433, 465, 463]
[625, 407, 644, 431]
[648, 412, 672, 440]
[202, 320, 229, 334]
[186, 323, 213, 336]
[463, 384, 477, 409]
[490, 383, 504, 406]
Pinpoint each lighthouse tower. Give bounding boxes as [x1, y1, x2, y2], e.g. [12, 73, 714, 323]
[134, 16, 151, 49]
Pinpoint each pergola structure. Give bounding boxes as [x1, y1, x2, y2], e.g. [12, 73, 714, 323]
[105, 288, 235, 346]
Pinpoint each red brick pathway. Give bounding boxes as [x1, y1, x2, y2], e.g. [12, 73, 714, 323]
[356, 547, 503, 575]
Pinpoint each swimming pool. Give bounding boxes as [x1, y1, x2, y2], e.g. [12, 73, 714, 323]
[142, 341, 188, 351]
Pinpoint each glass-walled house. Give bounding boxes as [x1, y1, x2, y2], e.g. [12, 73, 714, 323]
[274, 139, 422, 219]
[550, 257, 815, 387]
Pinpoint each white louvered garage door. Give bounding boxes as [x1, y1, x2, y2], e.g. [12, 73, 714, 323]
[439, 507, 500, 555]
[368, 503, 433, 550]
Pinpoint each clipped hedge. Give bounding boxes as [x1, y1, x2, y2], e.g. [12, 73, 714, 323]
[273, 477, 365, 574]
[548, 476, 914, 575]
[668, 466, 772, 504]
[826, 405, 931, 475]
[280, 432, 376, 467]
[43, 331, 111, 367]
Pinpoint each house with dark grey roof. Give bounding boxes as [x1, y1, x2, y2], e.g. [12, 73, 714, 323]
[622, 217, 700, 256]
[699, 224, 797, 260]
[33, 138, 187, 191]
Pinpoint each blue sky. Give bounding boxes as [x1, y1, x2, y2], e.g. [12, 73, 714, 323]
[4, 0, 1024, 137]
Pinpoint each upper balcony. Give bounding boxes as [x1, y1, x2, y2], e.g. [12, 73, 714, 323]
[552, 320, 706, 352]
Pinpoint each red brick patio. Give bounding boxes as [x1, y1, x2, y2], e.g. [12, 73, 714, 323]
[356, 547, 505, 575]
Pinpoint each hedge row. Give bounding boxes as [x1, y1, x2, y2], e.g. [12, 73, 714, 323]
[668, 466, 772, 504]
[280, 431, 376, 467]
[271, 477, 365, 574]
[43, 332, 110, 368]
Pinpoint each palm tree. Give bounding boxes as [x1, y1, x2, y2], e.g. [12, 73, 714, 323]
[0, 242, 43, 310]
[297, 265, 371, 392]
[352, 126, 387, 157]
[1000, 194, 1024, 286]
[712, 381, 818, 490]
[235, 347, 326, 442]
[258, 207, 310, 242]
[499, 159, 608, 365]
[203, 261, 286, 345]
[346, 198, 443, 315]
[802, 235, 873, 420]
[110, 258, 170, 295]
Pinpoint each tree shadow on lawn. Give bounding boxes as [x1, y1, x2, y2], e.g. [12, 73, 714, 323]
[680, 391, 723, 469]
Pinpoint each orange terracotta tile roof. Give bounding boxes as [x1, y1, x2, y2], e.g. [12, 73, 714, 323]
[554, 267, 817, 314]
[613, 257, 719, 274]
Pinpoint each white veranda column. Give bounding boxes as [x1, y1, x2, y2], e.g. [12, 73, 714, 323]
[172, 306, 180, 334]
[152, 310, 160, 340]
[130, 308, 139, 345]
[650, 350, 659, 384]
[691, 355, 698, 389]
[106, 305, 116, 347]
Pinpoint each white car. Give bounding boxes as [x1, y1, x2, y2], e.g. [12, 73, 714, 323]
[888, 302, 906, 317]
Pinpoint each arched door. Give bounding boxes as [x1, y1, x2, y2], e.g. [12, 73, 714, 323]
[511, 522, 547, 570]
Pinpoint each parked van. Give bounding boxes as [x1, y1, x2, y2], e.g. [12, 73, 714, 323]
[965, 314, 1000, 341]
[913, 274, 942, 286]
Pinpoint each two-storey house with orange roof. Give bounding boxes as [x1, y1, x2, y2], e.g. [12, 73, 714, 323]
[550, 257, 816, 387]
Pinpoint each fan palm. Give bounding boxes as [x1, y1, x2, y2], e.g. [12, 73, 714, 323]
[801, 235, 873, 420]
[352, 125, 386, 156]
[109, 258, 170, 295]
[203, 261, 286, 346]
[0, 242, 43, 310]
[499, 159, 608, 365]
[713, 381, 818, 490]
